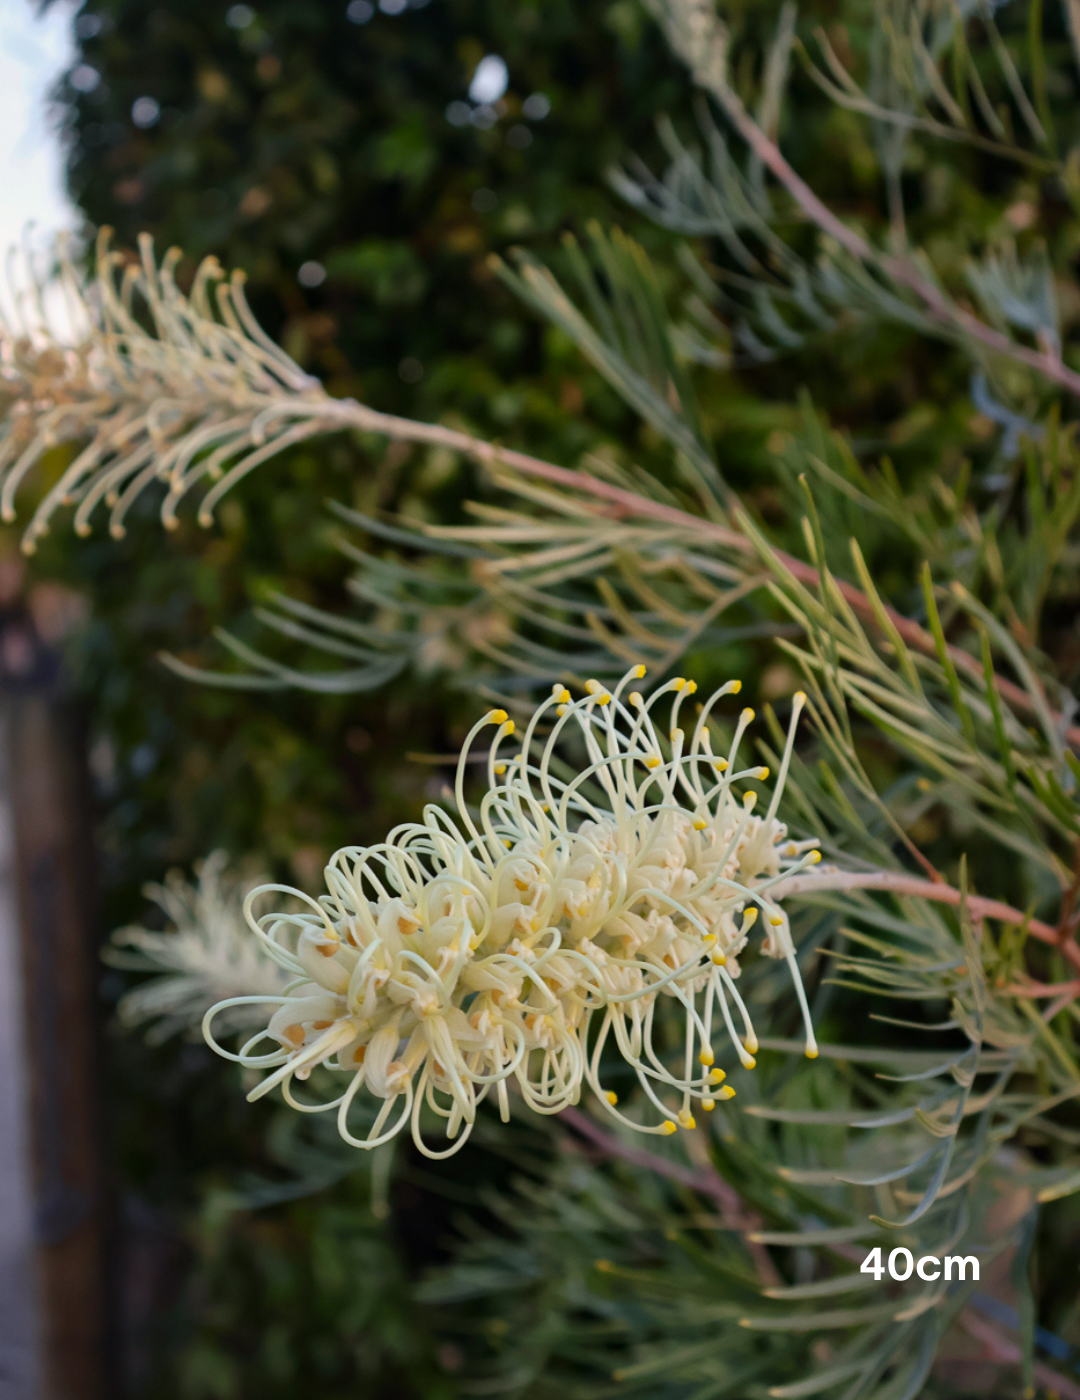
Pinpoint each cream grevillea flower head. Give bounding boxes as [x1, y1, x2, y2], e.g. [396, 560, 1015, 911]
[204, 668, 822, 1158]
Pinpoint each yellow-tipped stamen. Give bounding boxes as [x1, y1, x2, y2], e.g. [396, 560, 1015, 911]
[764, 690, 807, 827]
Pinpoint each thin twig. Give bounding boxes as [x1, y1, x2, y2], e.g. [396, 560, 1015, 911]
[691, 62, 1080, 396]
[960, 1309, 1080, 1400]
[998, 976, 1080, 1001]
[772, 869, 1077, 966]
[326, 397, 1080, 750]
[559, 1104, 779, 1285]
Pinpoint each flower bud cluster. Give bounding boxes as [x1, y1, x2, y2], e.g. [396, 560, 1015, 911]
[205, 668, 822, 1157]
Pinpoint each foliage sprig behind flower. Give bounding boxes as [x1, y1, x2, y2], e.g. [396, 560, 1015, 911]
[105, 852, 287, 1043]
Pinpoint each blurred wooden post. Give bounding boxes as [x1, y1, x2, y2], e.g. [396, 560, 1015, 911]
[0, 600, 109, 1400]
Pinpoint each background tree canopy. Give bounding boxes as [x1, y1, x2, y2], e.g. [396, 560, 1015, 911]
[23, 0, 1080, 1395]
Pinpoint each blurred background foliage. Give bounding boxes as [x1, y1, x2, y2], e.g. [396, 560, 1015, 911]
[22, 0, 1080, 1394]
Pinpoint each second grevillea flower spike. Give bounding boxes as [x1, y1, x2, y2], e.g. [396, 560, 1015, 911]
[204, 668, 823, 1158]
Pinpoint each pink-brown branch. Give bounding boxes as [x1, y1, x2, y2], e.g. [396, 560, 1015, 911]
[559, 1104, 779, 1284]
[698, 64, 1080, 397]
[774, 868, 1080, 976]
[960, 1310, 1080, 1400]
[330, 399, 1080, 750]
